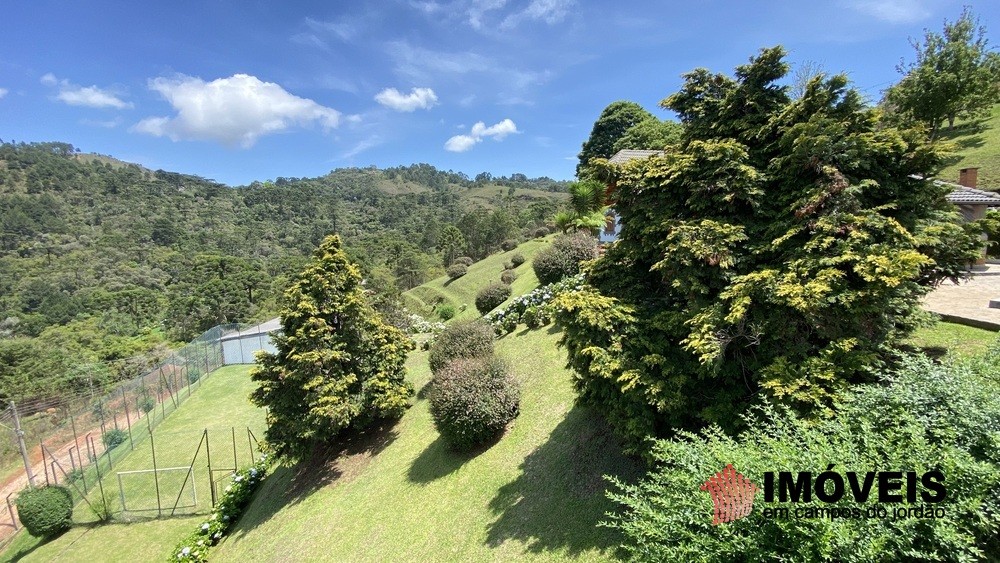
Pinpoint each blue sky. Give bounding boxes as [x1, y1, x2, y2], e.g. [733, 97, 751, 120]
[1, 0, 996, 186]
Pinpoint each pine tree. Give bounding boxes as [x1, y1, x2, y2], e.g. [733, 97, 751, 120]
[250, 235, 413, 460]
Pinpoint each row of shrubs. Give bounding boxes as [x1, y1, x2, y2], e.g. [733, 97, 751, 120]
[607, 350, 1000, 561]
[426, 321, 520, 451]
[483, 275, 584, 335]
[173, 455, 270, 562]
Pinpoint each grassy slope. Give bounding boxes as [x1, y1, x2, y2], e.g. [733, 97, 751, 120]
[936, 104, 1000, 188]
[1, 365, 265, 563]
[905, 320, 997, 359]
[404, 237, 551, 321]
[215, 328, 639, 563]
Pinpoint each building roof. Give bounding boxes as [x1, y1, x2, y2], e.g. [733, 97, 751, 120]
[608, 149, 664, 165]
[938, 182, 1000, 206]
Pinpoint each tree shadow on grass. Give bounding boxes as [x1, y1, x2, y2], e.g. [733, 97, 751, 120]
[484, 406, 643, 557]
[224, 419, 399, 542]
[407, 432, 503, 484]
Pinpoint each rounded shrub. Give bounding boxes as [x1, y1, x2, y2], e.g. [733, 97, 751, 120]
[446, 263, 468, 280]
[16, 486, 73, 538]
[102, 428, 127, 450]
[453, 256, 474, 267]
[428, 320, 495, 374]
[437, 303, 456, 321]
[500, 269, 517, 284]
[532, 233, 597, 285]
[138, 395, 155, 413]
[533, 227, 550, 238]
[510, 253, 526, 267]
[501, 239, 519, 252]
[429, 357, 520, 451]
[475, 282, 512, 314]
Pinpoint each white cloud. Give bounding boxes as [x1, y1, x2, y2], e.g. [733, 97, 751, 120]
[342, 136, 382, 159]
[445, 118, 518, 152]
[468, 0, 508, 29]
[0, 88, 7, 99]
[81, 117, 123, 128]
[134, 73, 341, 148]
[501, 0, 574, 28]
[305, 16, 360, 42]
[41, 73, 132, 109]
[844, 0, 930, 24]
[374, 87, 439, 112]
[445, 135, 479, 152]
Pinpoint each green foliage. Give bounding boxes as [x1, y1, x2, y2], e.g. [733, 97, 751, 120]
[556, 47, 984, 450]
[102, 428, 127, 450]
[531, 233, 597, 285]
[500, 269, 516, 285]
[429, 357, 520, 451]
[250, 235, 414, 461]
[16, 486, 73, 538]
[884, 8, 1000, 137]
[983, 209, 1000, 257]
[436, 303, 456, 321]
[510, 253, 525, 267]
[138, 395, 156, 413]
[475, 282, 512, 314]
[446, 264, 468, 280]
[611, 118, 683, 153]
[500, 239, 518, 252]
[606, 352, 1000, 561]
[438, 226, 466, 267]
[533, 227, 550, 238]
[427, 320, 495, 374]
[453, 256, 474, 267]
[577, 101, 655, 176]
[173, 456, 270, 562]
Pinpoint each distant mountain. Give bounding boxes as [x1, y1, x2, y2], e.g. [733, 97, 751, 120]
[0, 141, 568, 401]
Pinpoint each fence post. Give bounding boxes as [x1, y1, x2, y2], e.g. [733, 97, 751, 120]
[150, 432, 162, 518]
[206, 429, 215, 506]
[9, 401, 36, 488]
[40, 440, 50, 486]
[122, 387, 134, 451]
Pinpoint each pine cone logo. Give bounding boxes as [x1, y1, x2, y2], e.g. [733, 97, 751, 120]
[700, 464, 758, 525]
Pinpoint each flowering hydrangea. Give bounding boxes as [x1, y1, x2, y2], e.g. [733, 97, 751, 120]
[483, 274, 584, 335]
[406, 313, 446, 335]
[172, 456, 270, 562]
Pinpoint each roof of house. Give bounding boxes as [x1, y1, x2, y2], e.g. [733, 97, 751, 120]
[937, 182, 1000, 206]
[608, 149, 664, 165]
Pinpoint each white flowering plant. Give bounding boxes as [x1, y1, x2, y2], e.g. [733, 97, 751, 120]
[406, 313, 446, 335]
[483, 275, 584, 335]
[171, 455, 270, 562]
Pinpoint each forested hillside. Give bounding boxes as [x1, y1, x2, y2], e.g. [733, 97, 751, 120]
[0, 141, 567, 402]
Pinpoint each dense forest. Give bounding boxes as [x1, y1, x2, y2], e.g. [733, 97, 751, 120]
[0, 141, 568, 402]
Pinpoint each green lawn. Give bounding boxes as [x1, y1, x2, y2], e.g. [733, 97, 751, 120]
[1, 365, 265, 563]
[937, 104, 1000, 188]
[404, 238, 551, 321]
[214, 327, 640, 562]
[905, 320, 998, 359]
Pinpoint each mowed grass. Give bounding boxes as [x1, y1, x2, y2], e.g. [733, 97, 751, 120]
[1, 365, 265, 563]
[404, 237, 552, 321]
[905, 320, 998, 359]
[214, 327, 640, 562]
[937, 104, 1000, 188]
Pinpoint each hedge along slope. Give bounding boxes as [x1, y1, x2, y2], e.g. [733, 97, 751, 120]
[429, 356, 520, 451]
[16, 486, 73, 538]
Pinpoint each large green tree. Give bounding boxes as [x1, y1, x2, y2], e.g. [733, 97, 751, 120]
[576, 101, 655, 176]
[554, 47, 983, 451]
[250, 235, 413, 461]
[884, 8, 1000, 137]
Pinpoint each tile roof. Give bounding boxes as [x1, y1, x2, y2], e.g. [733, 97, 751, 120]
[939, 183, 1000, 205]
[608, 149, 664, 165]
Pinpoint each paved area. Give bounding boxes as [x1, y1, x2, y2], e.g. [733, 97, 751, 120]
[922, 263, 1000, 329]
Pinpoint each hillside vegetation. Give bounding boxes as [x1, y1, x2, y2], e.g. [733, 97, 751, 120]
[0, 141, 567, 403]
[937, 104, 1000, 187]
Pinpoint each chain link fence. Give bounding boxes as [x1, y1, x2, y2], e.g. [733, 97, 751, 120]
[0, 319, 278, 545]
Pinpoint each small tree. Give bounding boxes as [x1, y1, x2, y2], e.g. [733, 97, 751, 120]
[884, 8, 1000, 136]
[250, 235, 413, 461]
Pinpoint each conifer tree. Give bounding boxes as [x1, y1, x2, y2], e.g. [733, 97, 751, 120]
[250, 235, 413, 460]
